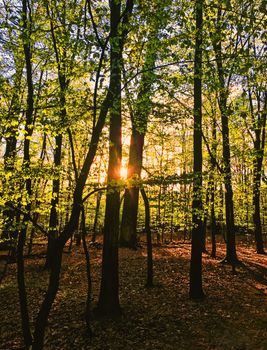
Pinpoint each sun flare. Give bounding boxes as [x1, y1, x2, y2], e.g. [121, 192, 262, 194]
[120, 166, 128, 179]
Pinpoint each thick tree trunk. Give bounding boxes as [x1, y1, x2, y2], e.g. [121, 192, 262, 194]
[189, 0, 205, 300]
[97, 0, 122, 316]
[120, 19, 158, 248]
[120, 131, 144, 248]
[212, 10, 237, 264]
[97, 190, 121, 315]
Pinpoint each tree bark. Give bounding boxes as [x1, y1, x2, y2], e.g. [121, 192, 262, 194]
[32, 240, 63, 350]
[92, 191, 102, 243]
[212, 9, 237, 264]
[210, 117, 217, 258]
[120, 14, 159, 248]
[251, 91, 266, 254]
[44, 3, 68, 268]
[17, 0, 34, 346]
[97, 0, 123, 316]
[189, 0, 205, 300]
[45, 134, 63, 268]
[141, 188, 153, 288]
[2, 82, 20, 242]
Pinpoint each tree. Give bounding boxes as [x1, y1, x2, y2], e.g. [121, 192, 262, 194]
[120, 0, 168, 248]
[189, 0, 205, 299]
[211, 7, 238, 264]
[244, 68, 266, 253]
[209, 116, 218, 258]
[1, 33, 24, 256]
[16, 0, 35, 346]
[44, 0, 84, 268]
[97, 0, 134, 317]
[141, 187, 153, 287]
[251, 89, 266, 254]
[3, 0, 134, 346]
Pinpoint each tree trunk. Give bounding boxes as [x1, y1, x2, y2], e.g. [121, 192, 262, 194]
[210, 196, 217, 258]
[97, 0, 123, 316]
[32, 241, 63, 349]
[120, 18, 159, 248]
[189, 0, 205, 300]
[2, 60, 23, 258]
[252, 132, 265, 254]
[2, 135, 18, 241]
[210, 117, 217, 257]
[212, 9, 237, 264]
[45, 134, 63, 268]
[17, 0, 34, 346]
[141, 188, 153, 288]
[44, 4, 68, 268]
[92, 191, 102, 243]
[253, 166, 265, 254]
[17, 218, 32, 347]
[170, 186, 174, 241]
[251, 91, 266, 254]
[81, 206, 93, 336]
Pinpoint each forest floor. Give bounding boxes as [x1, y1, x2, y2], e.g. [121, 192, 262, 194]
[0, 239, 267, 350]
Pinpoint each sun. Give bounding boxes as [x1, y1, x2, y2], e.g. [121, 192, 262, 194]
[120, 166, 128, 179]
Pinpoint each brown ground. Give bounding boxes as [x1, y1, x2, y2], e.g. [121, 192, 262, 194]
[0, 240, 266, 350]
